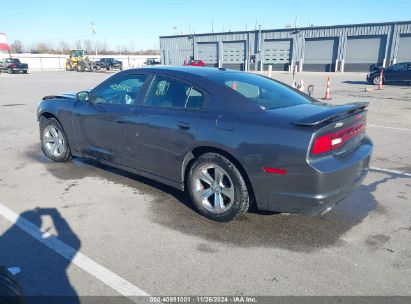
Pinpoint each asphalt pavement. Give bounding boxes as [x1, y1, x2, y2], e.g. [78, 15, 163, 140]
[0, 70, 410, 302]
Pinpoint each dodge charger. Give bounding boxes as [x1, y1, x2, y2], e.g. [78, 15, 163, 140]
[37, 67, 373, 221]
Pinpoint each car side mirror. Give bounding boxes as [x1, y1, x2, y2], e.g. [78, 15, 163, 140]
[76, 91, 90, 102]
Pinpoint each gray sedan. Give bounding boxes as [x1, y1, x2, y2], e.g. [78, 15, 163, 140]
[37, 67, 373, 221]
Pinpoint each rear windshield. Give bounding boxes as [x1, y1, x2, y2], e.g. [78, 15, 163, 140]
[212, 72, 311, 110]
[7, 59, 20, 63]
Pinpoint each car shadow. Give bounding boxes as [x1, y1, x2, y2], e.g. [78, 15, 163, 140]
[0, 207, 80, 303]
[343, 80, 410, 86]
[25, 144, 401, 252]
[342, 81, 371, 85]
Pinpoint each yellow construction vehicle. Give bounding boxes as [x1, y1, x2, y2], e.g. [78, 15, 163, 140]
[65, 49, 98, 72]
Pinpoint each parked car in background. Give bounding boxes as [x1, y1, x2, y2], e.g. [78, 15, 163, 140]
[144, 58, 161, 66]
[37, 67, 372, 222]
[95, 58, 123, 70]
[0, 58, 28, 74]
[367, 62, 411, 85]
[183, 59, 205, 67]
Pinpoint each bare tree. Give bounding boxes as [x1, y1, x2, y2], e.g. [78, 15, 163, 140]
[11, 40, 24, 53]
[129, 41, 136, 55]
[58, 41, 70, 54]
[35, 42, 50, 53]
[96, 40, 108, 54]
[74, 40, 82, 49]
[83, 39, 92, 53]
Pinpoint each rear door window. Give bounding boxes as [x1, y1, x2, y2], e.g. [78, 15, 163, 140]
[390, 63, 407, 71]
[144, 76, 204, 109]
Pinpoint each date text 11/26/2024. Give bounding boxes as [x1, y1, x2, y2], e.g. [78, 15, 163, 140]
[149, 296, 257, 303]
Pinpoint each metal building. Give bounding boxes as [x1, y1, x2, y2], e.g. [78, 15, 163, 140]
[159, 21, 411, 72]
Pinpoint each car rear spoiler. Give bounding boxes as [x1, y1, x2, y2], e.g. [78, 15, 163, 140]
[292, 102, 369, 126]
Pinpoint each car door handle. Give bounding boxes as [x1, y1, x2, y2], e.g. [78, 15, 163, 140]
[178, 122, 191, 130]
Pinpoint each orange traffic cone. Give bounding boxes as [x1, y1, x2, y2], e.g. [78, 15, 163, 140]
[322, 77, 332, 100]
[377, 68, 384, 90]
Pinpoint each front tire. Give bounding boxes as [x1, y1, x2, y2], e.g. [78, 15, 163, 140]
[187, 153, 250, 222]
[40, 117, 72, 162]
[65, 62, 73, 71]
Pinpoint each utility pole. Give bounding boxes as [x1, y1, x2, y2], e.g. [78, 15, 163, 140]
[292, 16, 301, 73]
[91, 22, 97, 56]
[258, 24, 262, 71]
[211, 18, 214, 33]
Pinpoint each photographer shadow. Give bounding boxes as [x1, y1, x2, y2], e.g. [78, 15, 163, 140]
[0, 208, 80, 304]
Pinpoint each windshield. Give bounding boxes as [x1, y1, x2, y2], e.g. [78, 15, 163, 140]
[71, 50, 86, 57]
[212, 72, 311, 110]
[7, 59, 20, 63]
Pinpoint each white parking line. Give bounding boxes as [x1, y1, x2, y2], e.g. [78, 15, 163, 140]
[370, 167, 411, 177]
[0, 202, 149, 300]
[368, 124, 411, 131]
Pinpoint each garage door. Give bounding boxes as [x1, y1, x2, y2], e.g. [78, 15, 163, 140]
[223, 41, 245, 70]
[197, 42, 218, 67]
[304, 38, 338, 72]
[263, 39, 292, 71]
[397, 35, 411, 62]
[345, 35, 387, 72]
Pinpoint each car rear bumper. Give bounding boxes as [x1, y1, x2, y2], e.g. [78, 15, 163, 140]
[253, 137, 373, 214]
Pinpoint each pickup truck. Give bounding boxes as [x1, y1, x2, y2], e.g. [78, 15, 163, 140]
[144, 58, 161, 66]
[0, 58, 29, 74]
[95, 58, 122, 70]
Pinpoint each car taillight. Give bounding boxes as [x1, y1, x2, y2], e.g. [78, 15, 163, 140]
[11, 64, 16, 68]
[311, 120, 366, 155]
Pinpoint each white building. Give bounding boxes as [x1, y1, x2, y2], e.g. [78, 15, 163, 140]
[0, 33, 11, 59]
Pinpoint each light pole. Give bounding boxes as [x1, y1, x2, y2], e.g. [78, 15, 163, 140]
[91, 22, 97, 56]
[258, 25, 262, 71]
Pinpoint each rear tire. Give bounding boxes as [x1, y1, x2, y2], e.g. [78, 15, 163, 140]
[40, 117, 72, 162]
[8, 68, 13, 74]
[0, 267, 25, 304]
[77, 62, 86, 72]
[187, 153, 250, 222]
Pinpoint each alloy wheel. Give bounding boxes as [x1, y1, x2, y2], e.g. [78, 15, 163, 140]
[43, 126, 66, 157]
[192, 164, 235, 214]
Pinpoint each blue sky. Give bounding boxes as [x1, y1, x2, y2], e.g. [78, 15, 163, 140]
[2, 0, 410, 50]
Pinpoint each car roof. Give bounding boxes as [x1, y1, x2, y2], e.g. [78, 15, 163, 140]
[126, 66, 243, 78]
[119, 66, 262, 112]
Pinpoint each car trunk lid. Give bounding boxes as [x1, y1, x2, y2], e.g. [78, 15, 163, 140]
[266, 101, 369, 158]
